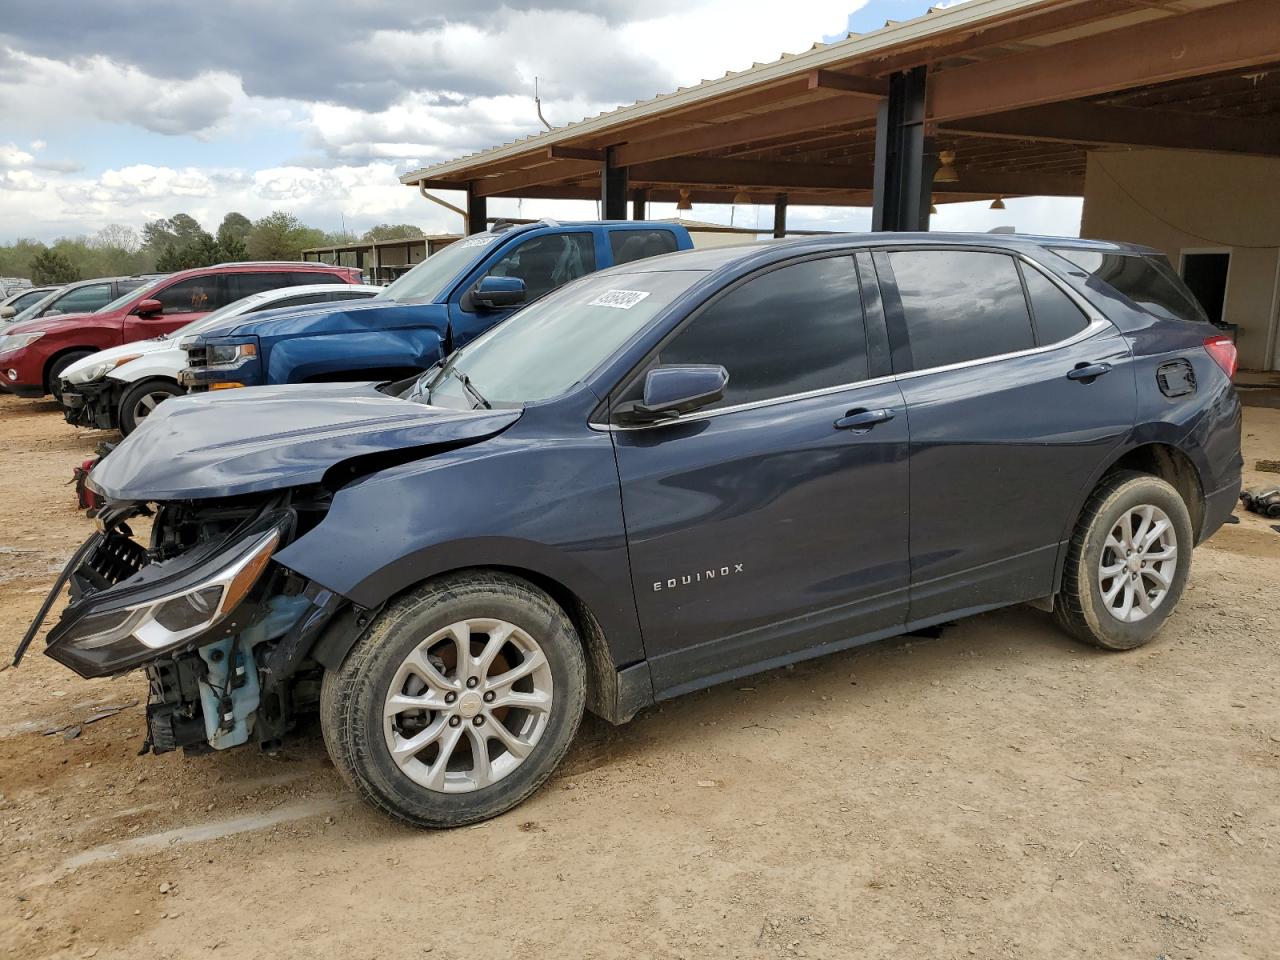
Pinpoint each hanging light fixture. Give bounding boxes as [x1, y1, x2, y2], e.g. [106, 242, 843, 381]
[990, 197, 1006, 210]
[933, 149, 959, 183]
[676, 188, 693, 211]
[732, 188, 752, 204]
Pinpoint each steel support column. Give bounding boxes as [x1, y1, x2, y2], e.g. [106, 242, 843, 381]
[631, 189, 648, 220]
[871, 66, 933, 232]
[773, 193, 788, 238]
[466, 184, 487, 235]
[602, 149, 629, 220]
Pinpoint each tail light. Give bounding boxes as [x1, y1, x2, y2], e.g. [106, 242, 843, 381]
[1203, 335, 1237, 377]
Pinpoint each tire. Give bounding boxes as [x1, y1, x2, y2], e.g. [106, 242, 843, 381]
[47, 350, 94, 403]
[1054, 470, 1194, 650]
[118, 378, 184, 435]
[321, 571, 586, 828]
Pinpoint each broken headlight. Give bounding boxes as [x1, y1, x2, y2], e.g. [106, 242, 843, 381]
[45, 526, 280, 678]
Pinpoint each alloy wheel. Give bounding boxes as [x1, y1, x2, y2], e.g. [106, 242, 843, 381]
[1098, 504, 1178, 623]
[382, 618, 553, 794]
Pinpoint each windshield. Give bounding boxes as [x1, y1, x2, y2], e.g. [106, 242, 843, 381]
[96, 277, 164, 316]
[377, 234, 499, 304]
[413, 269, 707, 409]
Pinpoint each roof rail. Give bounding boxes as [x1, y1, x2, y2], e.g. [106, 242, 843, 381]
[209, 260, 344, 268]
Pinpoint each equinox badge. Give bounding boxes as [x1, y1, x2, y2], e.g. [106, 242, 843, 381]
[653, 563, 744, 592]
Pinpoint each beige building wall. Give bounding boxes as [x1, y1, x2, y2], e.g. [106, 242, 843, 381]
[1080, 150, 1280, 371]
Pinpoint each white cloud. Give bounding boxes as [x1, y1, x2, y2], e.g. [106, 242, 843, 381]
[0, 50, 244, 137]
[0, 144, 35, 168]
[0, 169, 43, 191]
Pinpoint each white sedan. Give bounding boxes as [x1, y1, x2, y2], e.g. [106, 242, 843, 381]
[60, 283, 379, 434]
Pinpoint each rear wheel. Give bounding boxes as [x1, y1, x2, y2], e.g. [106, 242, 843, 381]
[321, 572, 586, 828]
[118, 378, 184, 434]
[47, 350, 94, 403]
[1054, 471, 1193, 650]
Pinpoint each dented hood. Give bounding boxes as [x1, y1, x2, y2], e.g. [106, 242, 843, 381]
[88, 381, 521, 501]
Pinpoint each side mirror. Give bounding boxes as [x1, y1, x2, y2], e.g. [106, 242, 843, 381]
[0, 306, 14, 320]
[471, 276, 526, 311]
[134, 298, 164, 317]
[617, 365, 729, 424]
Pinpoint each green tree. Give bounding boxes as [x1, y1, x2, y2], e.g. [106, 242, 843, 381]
[217, 212, 252, 247]
[29, 248, 79, 285]
[154, 233, 245, 272]
[142, 213, 208, 253]
[363, 223, 424, 242]
[246, 211, 324, 261]
[0, 238, 47, 279]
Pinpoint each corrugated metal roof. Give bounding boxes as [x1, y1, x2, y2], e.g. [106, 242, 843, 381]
[399, 0, 1060, 185]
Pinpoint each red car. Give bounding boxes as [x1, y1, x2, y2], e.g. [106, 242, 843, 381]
[0, 262, 363, 400]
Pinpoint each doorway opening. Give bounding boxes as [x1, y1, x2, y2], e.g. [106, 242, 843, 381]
[1180, 250, 1231, 325]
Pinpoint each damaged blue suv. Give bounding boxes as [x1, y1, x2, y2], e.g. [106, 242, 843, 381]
[17, 234, 1242, 828]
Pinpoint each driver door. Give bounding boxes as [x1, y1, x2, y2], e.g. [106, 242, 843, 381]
[448, 232, 596, 348]
[609, 254, 910, 695]
[121, 276, 228, 341]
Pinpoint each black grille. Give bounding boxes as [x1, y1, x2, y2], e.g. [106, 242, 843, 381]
[85, 533, 149, 589]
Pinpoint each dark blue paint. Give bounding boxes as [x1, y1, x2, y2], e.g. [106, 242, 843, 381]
[87, 232, 1242, 712]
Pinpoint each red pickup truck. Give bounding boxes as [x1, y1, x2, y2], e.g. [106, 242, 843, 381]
[0, 261, 362, 400]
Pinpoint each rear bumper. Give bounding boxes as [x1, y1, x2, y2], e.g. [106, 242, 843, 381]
[1199, 475, 1242, 544]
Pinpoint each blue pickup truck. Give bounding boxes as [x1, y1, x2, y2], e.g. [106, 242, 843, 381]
[179, 220, 694, 390]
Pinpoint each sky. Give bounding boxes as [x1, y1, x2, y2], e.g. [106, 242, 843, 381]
[0, 0, 1082, 244]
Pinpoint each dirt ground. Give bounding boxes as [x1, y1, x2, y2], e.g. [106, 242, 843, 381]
[0, 389, 1277, 960]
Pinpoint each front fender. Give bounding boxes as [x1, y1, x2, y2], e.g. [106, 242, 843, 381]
[272, 416, 645, 667]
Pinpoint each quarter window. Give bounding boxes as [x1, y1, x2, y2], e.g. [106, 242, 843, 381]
[647, 256, 868, 409]
[483, 233, 596, 301]
[1021, 265, 1088, 344]
[609, 230, 679, 266]
[886, 250, 1034, 370]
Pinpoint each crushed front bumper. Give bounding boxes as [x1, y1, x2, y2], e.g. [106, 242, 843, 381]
[61, 379, 122, 430]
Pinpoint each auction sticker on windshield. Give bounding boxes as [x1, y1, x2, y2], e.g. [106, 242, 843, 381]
[457, 236, 496, 249]
[590, 289, 651, 309]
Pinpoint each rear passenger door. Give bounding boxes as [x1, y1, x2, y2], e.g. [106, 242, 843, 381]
[611, 254, 910, 694]
[874, 248, 1136, 622]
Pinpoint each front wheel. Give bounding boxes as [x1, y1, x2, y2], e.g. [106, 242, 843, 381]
[321, 572, 586, 828]
[1054, 471, 1194, 650]
[119, 378, 184, 435]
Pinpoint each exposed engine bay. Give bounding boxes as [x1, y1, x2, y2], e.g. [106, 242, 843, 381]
[16, 488, 357, 757]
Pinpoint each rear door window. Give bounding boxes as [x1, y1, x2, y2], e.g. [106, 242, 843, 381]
[49, 283, 113, 315]
[1052, 249, 1207, 323]
[883, 250, 1034, 370]
[609, 229, 679, 266]
[294, 271, 350, 285]
[641, 255, 869, 409]
[227, 272, 306, 300]
[249, 292, 331, 311]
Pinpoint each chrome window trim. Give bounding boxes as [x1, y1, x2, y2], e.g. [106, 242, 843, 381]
[592, 372, 900, 432]
[594, 250, 1117, 432]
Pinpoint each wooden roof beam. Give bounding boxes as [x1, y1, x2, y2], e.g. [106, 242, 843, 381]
[472, 159, 599, 198]
[807, 69, 887, 98]
[612, 96, 878, 167]
[930, 0, 1280, 122]
[942, 101, 1280, 157]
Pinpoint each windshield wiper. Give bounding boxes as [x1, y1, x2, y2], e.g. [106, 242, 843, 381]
[451, 368, 491, 409]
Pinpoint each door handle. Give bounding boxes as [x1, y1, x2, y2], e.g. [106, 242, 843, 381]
[1066, 362, 1113, 382]
[834, 408, 895, 431]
